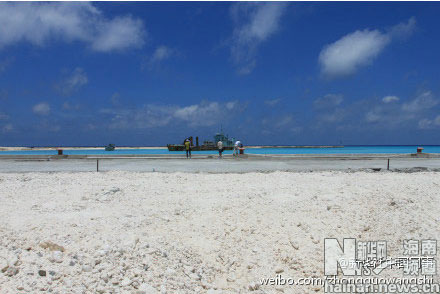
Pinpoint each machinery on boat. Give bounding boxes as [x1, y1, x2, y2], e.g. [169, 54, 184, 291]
[167, 130, 235, 151]
[105, 144, 115, 151]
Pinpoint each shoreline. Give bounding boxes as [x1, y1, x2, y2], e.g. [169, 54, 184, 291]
[0, 145, 347, 151]
[0, 146, 169, 151]
[0, 152, 437, 159]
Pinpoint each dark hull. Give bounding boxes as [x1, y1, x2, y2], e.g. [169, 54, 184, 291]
[167, 145, 234, 151]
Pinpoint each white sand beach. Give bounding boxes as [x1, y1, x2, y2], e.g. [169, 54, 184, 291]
[1, 171, 440, 293]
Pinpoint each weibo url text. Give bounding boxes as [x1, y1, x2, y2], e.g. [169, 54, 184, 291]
[260, 275, 440, 293]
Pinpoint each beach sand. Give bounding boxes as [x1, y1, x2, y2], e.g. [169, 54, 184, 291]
[1, 171, 439, 293]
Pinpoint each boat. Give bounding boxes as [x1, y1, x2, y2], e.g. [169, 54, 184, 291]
[167, 131, 236, 151]
[105, 144, 115, 151]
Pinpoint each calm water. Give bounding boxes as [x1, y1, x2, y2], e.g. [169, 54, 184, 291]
[0, 146, 439, 155]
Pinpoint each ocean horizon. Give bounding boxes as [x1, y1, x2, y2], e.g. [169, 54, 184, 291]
[1, 145, 439, 155]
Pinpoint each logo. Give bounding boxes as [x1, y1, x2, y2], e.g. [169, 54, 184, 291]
[324, 238, 437, 276]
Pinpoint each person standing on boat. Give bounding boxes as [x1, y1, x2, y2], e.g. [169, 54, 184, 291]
[184, 139, 191, 159]
[217, 140, 223, 158]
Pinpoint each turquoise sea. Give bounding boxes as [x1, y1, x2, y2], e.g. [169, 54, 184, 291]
[0, 146, 439, 155]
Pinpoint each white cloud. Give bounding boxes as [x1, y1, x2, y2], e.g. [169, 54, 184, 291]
[91, 16, 145, 52]
[230, 2, 287, 74]
[0, 2, 145, 52]
[146, 45, 177, 70]
[264, 98, 281, 106]
[418, 118, 431, 129]
[402, 91, 438, 113]
[291, 126, 303, 134]
[226, 101, 238, 110]
[314, 94, 343, 108]
[320, 108, 346, 123]
[102, 101, 242, 129]
[365, 91, 438, 126]
[151, 46, 174, 63]
[104, 104, 175, 129]
[418, 116, 440, 129]
[365, 110, 381, 123]
[33, 102, 50, 116]
[382, 95, 399, 103]
[313, 94, 345, 124]
[309, 90, 438, 131]
[319, 18, 416, 79]
[57, 67, 88, 96]
[174, 102, 227, 127]
[85, 123, 97, 131]
[388, 17, 416, 40]
[275, 115, 293, 127]
[319, 30, 390, 78]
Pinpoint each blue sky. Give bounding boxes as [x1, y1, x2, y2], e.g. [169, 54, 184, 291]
[0, 2, 440, 146]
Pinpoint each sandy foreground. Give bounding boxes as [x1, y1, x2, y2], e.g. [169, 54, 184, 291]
[1, 171, 440, 293]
